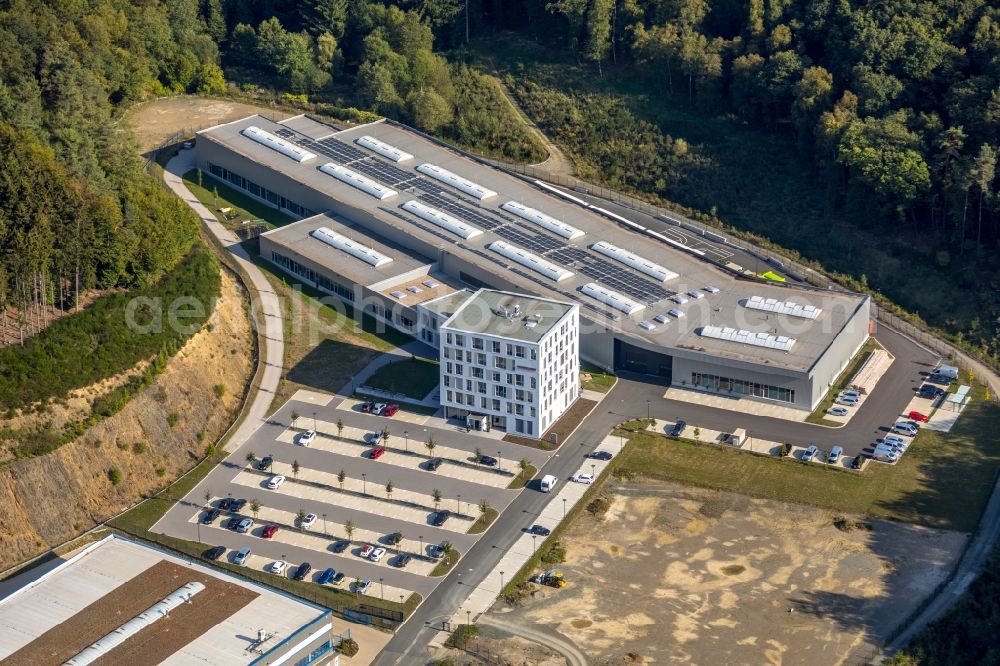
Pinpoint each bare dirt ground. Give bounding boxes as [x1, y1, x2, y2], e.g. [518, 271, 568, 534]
[489, 480, 966, 665]
[0, 268, 253, 569]
[427, 630, 566, 666]
[127, 96, 294, 153]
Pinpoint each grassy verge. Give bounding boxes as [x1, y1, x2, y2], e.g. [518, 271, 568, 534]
[613, 383, 1000, 532]
[183, 169, 296, 228]
[507, 465, 537, 489]
[429, 548, 461, 577]
[806, 338, 883, 425]
[503, 398, 598, 449]
[467, 507, 499, 535]
[580, 361, 617, 393]
[363, 357, 439, 400]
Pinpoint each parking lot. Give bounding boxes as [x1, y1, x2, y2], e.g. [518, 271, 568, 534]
[152, 393, 554, 606]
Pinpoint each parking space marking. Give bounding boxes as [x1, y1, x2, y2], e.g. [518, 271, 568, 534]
[335, 398, 434, 425]
[232, 469, 474, 534]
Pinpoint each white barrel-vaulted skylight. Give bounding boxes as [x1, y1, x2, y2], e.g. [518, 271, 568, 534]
[319, 163, 397, 200]
[580, 282, 645, 316]
[487, 241, 574, 282]
[311, 227, 393, 268]
[500, 201, 584, 240]
[699, 326, 796, 351]
[356, 135, 414, 162]
[240, 126, 316, 163]
[401, 200, 483, 239]
[416, 163, 497, 200]
[743, 295, 822, 320]
[591, 241, 679, 282]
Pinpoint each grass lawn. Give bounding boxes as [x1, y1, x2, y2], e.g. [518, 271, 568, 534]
[615, 383, 1000, 532]
[507, 464, 537, 489]
[468, 507, 499, 534]
[580, 361, 617, 394]
[806, 338, 883, 426]
[429, 548, 461, 577]
[364, 357, 440, 400]
[182, 169, 296, 229]
[503, 397, 598, 449]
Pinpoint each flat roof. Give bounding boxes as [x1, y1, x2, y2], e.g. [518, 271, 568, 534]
[420, 290, 476, 319]
[442, 289, 576, 343]
[0, 536, 327, 665]
[200, 115, 868, 370]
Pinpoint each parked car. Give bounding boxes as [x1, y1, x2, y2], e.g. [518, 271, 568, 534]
[318, 567, 337, 585]
[928, 373, 952, 385]
[876, 437, 907, 453]
[202, 508, 221, 525]
[331, 572, 345, 585]
[262, 524, 279, 539]
[907, 411, 929, 422]
[431, 510, 450, 527]
[587, 451, 613, 461]
[839, 389, 861, 400]
[230, 498, 247, 513]
[364, 431, 382, 445]
[827, 446, 843, 464]
[479, 455, 498, 467]
[233, 547, 251, 565]
[293, 562, 312, 581]
[372, 403, 387, 415]
[257, 456, 273, 471]
[204, 546, 225, 561]
[268, 560, 287, 574]
[570, 473, 594, 484]
[802, 445, 818, 462]
[369, 446, 386, 460]
[301, 513, 318, 530]
[426, 457, 444, 471]
[360, 401, 376, 413]
[369, 547, 386, 562]
[872, 446, 899, 463]
[428, 543, 446, 559]
[669, 421, 687, 437]
[393, 553, 412, 568]
[298, 430, 317, 446]
[235, 517, 254, 533]
[360, 544, 375, 558]
[529, 524, 551, 537]
[892, 422, 919, 437]
[834, 396, 859, 407]
[385, 532, 403, 546]
[826, 406, 849, 417]
[331, 540, 350, 553]
[227, 515, 244, 531]
[383, 403, 400, 417]
[357, 579, 372, 594]
[918, 385, 944, 399]
[851, 455, 864, 470]
[218, 498, 232, 511]
[266, 475, 286, 490]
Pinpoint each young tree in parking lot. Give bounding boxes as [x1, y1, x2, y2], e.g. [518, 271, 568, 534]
[425, 436, 435, 455]
[518, 457, 530, 480]
[345, 520, 355, 541]
[297, 508, 307, 530]
[246, 451, 256, 465]
[479, 499, 490, 516]
[204, 489, 212, 509]
[292, 459, 300, 480]
[291, 410, 300, 428]
[381, 429, 390, 446]
[385, 480, 394, 501]
[336, 418, 344, 439]
[250, 498, 261, 521]
[474, 447, 482, 467]
[338, 469, 346, 489]
[432, 488, 442, 510]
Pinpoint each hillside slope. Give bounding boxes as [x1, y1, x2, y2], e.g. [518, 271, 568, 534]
[0, 268, 253, 570]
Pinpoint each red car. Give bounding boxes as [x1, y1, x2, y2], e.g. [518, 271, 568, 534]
[262, 524, 279, 539]
[383, 403, 400, 417]
[370, 446, 386, 460]
[907, 410, 929, 422]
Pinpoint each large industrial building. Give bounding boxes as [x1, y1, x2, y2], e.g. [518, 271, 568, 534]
[0, 535, 337, 665]
[196, 114, 870, 413]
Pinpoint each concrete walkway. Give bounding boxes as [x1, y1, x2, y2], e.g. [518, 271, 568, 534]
[164, 151, 284, 452]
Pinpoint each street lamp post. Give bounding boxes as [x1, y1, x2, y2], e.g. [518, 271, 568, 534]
[591, 463, 596, 479]
[404, 431, 409, 453]
[532, 534, 537, 554]
[362, 473, 367, 495]
[419, 535, 424, 556]
[399, 594, 404, 617]
[500, 570, 505, 590]
[466, 610, 471, 629]
[322, 513, 327, 536]
[380, 577, 385, 600]
[497, 450, 502, 472]
[646, 400, 650, 420]
[562, 498, 567, 520]
[457, 494, 461, 513]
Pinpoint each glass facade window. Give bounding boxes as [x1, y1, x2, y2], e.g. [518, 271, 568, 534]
[691, 372, 795, 404]
[206, 163, 314, 218]
[270, 251, 354, 301]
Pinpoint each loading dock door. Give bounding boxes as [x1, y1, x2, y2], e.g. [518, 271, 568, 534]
[614, 339, 673, 380]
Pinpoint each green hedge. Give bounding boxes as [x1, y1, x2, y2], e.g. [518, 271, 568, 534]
[0, 247, 219, 410]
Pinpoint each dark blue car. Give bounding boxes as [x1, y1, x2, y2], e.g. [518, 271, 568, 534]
[318, 567, 336, 585]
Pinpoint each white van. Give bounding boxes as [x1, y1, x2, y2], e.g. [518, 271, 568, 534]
[540, 475, 557, 492]
[872, 445, 898, 463]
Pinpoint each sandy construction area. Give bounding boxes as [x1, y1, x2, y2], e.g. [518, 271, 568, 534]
[489, 480, 966, 665]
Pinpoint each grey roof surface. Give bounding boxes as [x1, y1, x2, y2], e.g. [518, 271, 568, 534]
[442, 289, 576, 343]
[420, 289, 475, 318]
[200, 115, 867, 370]
[0, 535, 326, 665]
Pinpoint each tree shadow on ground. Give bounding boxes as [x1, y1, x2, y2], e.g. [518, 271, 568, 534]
[286, 339, 382, 395]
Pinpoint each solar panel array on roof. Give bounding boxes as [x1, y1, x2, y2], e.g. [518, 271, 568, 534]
[241, 126, 317, 163]
[488, 241, 574, 282]
[580, 282, 645, 316]
[416, 163, 497, 200]
[401, 200, 483, 239]
[318, 163, 396, 200]
[591, 241, 679, 282]
[418, 193, 504, 230]
[699, 326, 796, 351]
[500, 201, 585, 240]
[744, 295, 822, 320]
[311, 227, 393, 268]
[356, 135, 413, 162]
[548, 247, 672, 304]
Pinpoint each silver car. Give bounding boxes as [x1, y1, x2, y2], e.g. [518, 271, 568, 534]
[828, 446, 843, 464]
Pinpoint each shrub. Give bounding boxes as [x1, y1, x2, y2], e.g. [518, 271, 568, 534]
[586, 496, 612, 518]
[540, 541, 566, 565]
[444, 624, 479, 649]
[337, 638, 359, 656]
[155, 467, 166, 477]
[132, 441, 147, 454]
[108, 468, 122, 485]
[167, 412, 179, 427]
[213, 384, 226, 399]
[780, 443, 792, 457]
